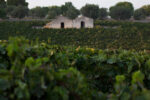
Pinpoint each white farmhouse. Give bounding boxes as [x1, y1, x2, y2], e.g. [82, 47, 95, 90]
[44, 15, 94, 29]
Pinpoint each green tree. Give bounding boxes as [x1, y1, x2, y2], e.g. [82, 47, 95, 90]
[116, 2, 134, 11]
[7, 0, 28, 7]
[47, 6, 62, 19]
[6, 6, 16, 17]
[109, 2, 134, 20]
[61, 2, 80, 19]
[0, 0, 6, 8]
[134, 8, 146, 20]
[0, 8, 6, 19]
[98, 8, 108, 20]
[64, 6, 80, 19]
[29, 7, 49, 18]
[61, 2, 72, 14]
[0, 0, 6, 19]
[142, 5, 150, 16]
[81, 4, 99, 19]
[11, 6, 28, 18]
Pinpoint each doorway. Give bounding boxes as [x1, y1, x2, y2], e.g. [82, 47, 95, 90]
[61, 22, 64, 28]
[81, 21, 85, 28]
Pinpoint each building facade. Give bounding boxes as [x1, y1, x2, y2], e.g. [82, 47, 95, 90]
[44, 16, 73, 29]
[73, 15, 94, 28]
[44, 15, 94, 29]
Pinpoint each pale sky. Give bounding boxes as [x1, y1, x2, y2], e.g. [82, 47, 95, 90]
[26, 0, 150, 9]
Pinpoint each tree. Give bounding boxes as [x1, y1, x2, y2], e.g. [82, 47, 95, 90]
[64, 7, 80, 19]
[110, 6, 132, 20]
[0, 8, 6, 19]
[0, 0, 6, 8]
[142, 5, 150, 16]
[11, 6, 28, 18]
[65, 7, 80, 19]
[81, 4, 99, 19]
[61, 2, 72, 14]
[98, 8, 108, 20]
[7, 0, 28, 7]
[109, 2, 134, 20]
[116, 2, 134, 11]
[47, 6, 62, 19]
[6, 6, 16, 16]
[29, 7, 49, 18]
[61, 2, 80, 19]
[0, 0, 6, 19]
[134, 8, 146, 20]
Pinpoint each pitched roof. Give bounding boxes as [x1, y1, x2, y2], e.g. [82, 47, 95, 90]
[75, 15, 93, 20]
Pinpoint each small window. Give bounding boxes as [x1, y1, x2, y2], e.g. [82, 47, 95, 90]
[81, 21, 85, 28]
[61, 22, 64, 28]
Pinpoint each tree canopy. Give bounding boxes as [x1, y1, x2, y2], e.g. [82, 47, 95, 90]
[47, 6, 62, 19]
[98, 8, 108, 20]
[11, 6, 28, 18]
[134, 8, 146, 20]
[61, 2, 80, 19]
[65, 7, 80, 19]
[109, 2, 134, 20]
[142, 5, 150, 16]
[6, 5, 16, 16]
[0, 8, 6, 19]
[7, 0, 28, 7]
[47, 2, 80, 19]
[116, 2, 134, 11]
[81, 4, 99, 19]
[0, 1, 149, 20]
[29, 7, 49, 18]
[0, 0, 6, 8]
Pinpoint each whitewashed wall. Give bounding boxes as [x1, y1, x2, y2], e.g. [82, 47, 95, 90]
[73, 16, 94, 28]
[47, 16, 73, 29]
[44, 15, 94, 29]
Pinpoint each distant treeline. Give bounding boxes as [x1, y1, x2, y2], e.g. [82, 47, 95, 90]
[0, 0, 150, 20]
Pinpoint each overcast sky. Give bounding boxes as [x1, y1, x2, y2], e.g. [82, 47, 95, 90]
[26, 0, 150, 9]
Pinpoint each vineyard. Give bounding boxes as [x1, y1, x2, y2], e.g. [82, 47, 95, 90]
[1, 21, 150, 100]
[0, 37, 150, 100]
[0, 21, 150, 50]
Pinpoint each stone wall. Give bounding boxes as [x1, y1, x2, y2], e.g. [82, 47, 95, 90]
[73, 16, 94, 28]
[44, 15, 94, 29]
[46, 16, 73, 29]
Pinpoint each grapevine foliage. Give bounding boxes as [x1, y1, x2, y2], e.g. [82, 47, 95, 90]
[1, 21, 150, 50]
[0, 37, 150, 100]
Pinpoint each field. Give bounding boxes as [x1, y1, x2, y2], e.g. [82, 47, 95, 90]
[0, 21, 150, 50]
[0, 21, 150, 100]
